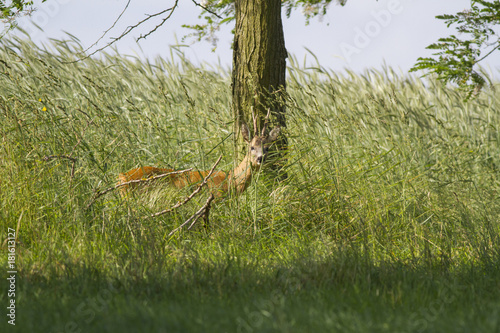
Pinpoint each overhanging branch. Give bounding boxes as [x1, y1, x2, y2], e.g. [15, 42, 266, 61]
[62, 0, 180, 63]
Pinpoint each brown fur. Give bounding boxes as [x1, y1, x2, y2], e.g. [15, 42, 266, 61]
[117, 124, 280, 197]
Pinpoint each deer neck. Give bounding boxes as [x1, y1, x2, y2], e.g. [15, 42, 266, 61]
[229, 154, 257, 194]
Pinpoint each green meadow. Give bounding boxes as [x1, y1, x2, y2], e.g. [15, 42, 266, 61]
[1, 37, 499, 332]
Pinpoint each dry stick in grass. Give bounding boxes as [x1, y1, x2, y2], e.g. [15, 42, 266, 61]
[146, 155, 223, 219]
[168, 193, 215, 237]
[85, 168, 194, 209]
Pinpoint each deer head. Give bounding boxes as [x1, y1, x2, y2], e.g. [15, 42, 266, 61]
[240, 111, 280, 168]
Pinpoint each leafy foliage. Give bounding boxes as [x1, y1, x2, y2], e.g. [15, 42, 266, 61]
[411, 0, 500, 99]
[0, 0, 34, 16]
[1, 0, 48, 37]
[184, 0, 347, 47]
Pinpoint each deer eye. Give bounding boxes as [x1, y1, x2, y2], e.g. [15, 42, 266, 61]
[250, 147, 255, 151]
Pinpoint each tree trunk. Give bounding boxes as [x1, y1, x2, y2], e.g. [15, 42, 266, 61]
[232, 0, 287, 139]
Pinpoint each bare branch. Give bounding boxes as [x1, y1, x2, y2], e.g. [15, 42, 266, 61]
[137, 0, 179, 41]
[62, 0, 179, 64]
[476, 40, 500, 64]
[168, 193, 215, 237]
[147, 155, 223, 218]
[187, 193, 213, 230]
[191, 0, 223, 19]
[76, 0, 132, 59]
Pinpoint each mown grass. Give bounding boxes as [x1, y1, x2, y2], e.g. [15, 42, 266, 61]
[1, 36, 499, 332]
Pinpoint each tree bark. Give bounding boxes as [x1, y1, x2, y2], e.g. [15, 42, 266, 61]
[232, 0, 287, 138]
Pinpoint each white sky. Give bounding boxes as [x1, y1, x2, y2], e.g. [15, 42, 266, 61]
[6, 0, 500, 78]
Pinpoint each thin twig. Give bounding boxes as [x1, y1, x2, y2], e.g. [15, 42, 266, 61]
[86, 168, 193, 209]
[62, 0, 179, 64]
[147, 155, 222, 218]
[76, 0, 132, 59]
[187, 193, 213, 230]
[137, 0, 179, 41]
[168, 193, 215, 237]
[475, 40, 500, 64]
[191, 0, 223, 19]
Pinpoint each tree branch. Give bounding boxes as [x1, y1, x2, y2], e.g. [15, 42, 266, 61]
[191, 0, 223, 19]
[475, 40, 500, 63]
[62, 0, 179, 63]
[168, 193, 215, 237]
[76, 0, 132, 58]
[146, 155, 222, 218]
[137, 0, 180, 41]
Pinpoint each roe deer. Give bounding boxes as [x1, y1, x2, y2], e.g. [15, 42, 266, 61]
[117, 122, 280, 197]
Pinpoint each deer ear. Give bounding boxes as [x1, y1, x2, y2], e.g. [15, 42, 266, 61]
[241, 123, 251, 143]
[266, 127, 280, 143]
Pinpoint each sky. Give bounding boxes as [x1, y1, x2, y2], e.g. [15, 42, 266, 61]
[5, 0, 500, 78]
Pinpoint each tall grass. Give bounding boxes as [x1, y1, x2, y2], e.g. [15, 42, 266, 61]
[1, 37, 499, 332]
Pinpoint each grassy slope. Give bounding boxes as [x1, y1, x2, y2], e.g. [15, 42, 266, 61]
[1, 38, 499, 332]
